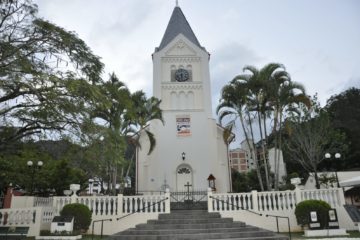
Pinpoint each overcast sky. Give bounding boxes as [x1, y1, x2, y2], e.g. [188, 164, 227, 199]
[35, 0, 360, 113]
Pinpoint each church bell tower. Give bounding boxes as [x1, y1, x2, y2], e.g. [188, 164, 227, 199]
[136, 4, 231, 193]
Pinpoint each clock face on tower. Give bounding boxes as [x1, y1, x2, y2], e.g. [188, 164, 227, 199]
[175, 68, 189, 82]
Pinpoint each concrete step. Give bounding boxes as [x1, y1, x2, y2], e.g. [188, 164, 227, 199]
[110, 230, 283, 240]
[135, 222, 246, 230]
[119, 226, 259, 235]
[109, 210, 289, 240]
[147, 217, 234, 224]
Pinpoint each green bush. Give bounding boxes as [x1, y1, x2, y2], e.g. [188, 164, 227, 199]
[295, 200, 331, 228]
[60, 203, 92, 232]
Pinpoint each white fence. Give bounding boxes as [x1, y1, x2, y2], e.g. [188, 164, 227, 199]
[0, 191, 170, 236]
[0, 187, 355, 235]
[208, 187, 354, 232]
[208, 188, 345, 213]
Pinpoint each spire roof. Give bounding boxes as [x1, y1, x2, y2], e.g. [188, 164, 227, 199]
[157, 6, 203, 52]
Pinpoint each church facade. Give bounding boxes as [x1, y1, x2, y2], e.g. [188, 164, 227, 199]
[136, 5, 231, 193]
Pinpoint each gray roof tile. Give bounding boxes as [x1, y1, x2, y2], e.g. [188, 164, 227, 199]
[157, 6, 204, 52]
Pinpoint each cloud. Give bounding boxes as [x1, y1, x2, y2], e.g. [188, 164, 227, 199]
[209, 42, 262, 116]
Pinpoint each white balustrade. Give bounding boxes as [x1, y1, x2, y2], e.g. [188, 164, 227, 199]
[123, 194, 168, 214]
[211, 192, 253, 212]
[209, 188, 343, 214]
[34, 197, 53, 207]
[299, 188, 343, 208]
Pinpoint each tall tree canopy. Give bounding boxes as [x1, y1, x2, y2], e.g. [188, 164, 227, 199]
[325, 87, 360, 169]
[0, 0, 104, 147]
[217, 63, 309, 191]
[284, 96, 347, 189]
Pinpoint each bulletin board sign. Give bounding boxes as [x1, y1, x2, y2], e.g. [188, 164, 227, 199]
[176, 116, 191, 136]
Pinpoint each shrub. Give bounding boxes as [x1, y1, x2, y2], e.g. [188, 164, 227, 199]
[60, 203, 92, 232]
[295, 200, 331, 228]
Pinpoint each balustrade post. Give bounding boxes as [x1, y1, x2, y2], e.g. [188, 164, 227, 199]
[295, 187, 301, 204]
[165, 189, 170, 213]
[70, 193, 77, 204]
[251, 190, 258, 211]
[117, 194, 123, 215]
[337, 188, 346, 206]
[207, 188, 213, 212]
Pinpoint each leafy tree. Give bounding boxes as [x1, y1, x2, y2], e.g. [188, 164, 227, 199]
[89, 73, 163, 194]
[218, 63, 309, 191]
[284, 96, 347, 189]
[0, 0, 103, 148]
[325, 87, 360, 170]
[231, 169, 262, 192]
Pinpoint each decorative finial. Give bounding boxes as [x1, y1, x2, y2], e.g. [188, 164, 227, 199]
[176, 0, 179, 7]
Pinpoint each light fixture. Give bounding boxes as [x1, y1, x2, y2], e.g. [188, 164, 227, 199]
[182, 152, 185, 161]
[324, 152, 341, 188]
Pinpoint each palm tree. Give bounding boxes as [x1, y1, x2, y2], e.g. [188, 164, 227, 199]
[91, 73, 163, 194]
[269, 80, 310, 190]
[217, 80, 265, 191]
[125, 90, 163, 177]
[90, 73, 133, 194]
[235, 64, 288, 191]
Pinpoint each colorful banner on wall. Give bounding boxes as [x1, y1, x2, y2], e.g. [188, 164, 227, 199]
[176, 116, 191, 136]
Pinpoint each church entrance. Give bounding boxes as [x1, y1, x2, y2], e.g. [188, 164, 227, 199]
[172, 164, 207, 210]
[176, 164, 193, 191]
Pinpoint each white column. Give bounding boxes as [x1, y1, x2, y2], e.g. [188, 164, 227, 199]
[337, 188, 346, 206]
[207, 188, 213, 212]
[117, 194, 123, 215]
[251, 190, 258, 211]
[165, 189, 171, 213]
[295, 187, 301, 204]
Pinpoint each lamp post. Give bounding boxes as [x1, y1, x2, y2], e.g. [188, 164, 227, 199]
[324, 153, 341, 188]
[27, 160, 43, 195]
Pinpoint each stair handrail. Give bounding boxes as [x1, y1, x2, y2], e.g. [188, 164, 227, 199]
[264, 213, 291, 240]
[116, 197, 169, 221]
[209, 195, 291, 240]
[90, 197, 169, 239]
[209, 195, 262, 216]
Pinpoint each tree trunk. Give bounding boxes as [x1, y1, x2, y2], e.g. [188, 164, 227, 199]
[246, 111, 264, 191]
[257, 110, 271, 191]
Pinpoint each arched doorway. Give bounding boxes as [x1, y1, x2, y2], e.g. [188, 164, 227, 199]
[176, 164, 193, 191]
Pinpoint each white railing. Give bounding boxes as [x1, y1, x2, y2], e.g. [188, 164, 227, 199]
[257, 190, 297, 211]
[209, 192, 253, 211]
[0, 207, 56, 226]
[300, 188, 343, 208]
[209, 187, 346, 213]
[34, 197, 53, 207]
[123, 194, 168, 214]
[76, 196, 118, 216]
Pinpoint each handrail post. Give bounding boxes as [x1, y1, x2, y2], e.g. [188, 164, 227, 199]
[251, 190, 258, 211]
[207, 188, 213, 212]
[295, 187, 301, 205]
[117, 194, 123, 215]
[165, 189, 170, 213]
[337, 188, 346, 206]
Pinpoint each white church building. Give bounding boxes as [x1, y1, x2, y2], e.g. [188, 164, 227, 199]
[136, 5, 232, 193]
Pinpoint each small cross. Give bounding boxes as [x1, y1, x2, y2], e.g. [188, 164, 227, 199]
[184, 181, 192, 193]
[176, 0, 179, 7]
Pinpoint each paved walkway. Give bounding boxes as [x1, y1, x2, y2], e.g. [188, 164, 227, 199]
[293, 238, 360, 240]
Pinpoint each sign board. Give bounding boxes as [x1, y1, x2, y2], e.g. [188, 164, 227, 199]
[309, 211, 321, 229]
[176, 116, 191, 136]
[328, 209, 339, 229]
[51, 216, 74, 233]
